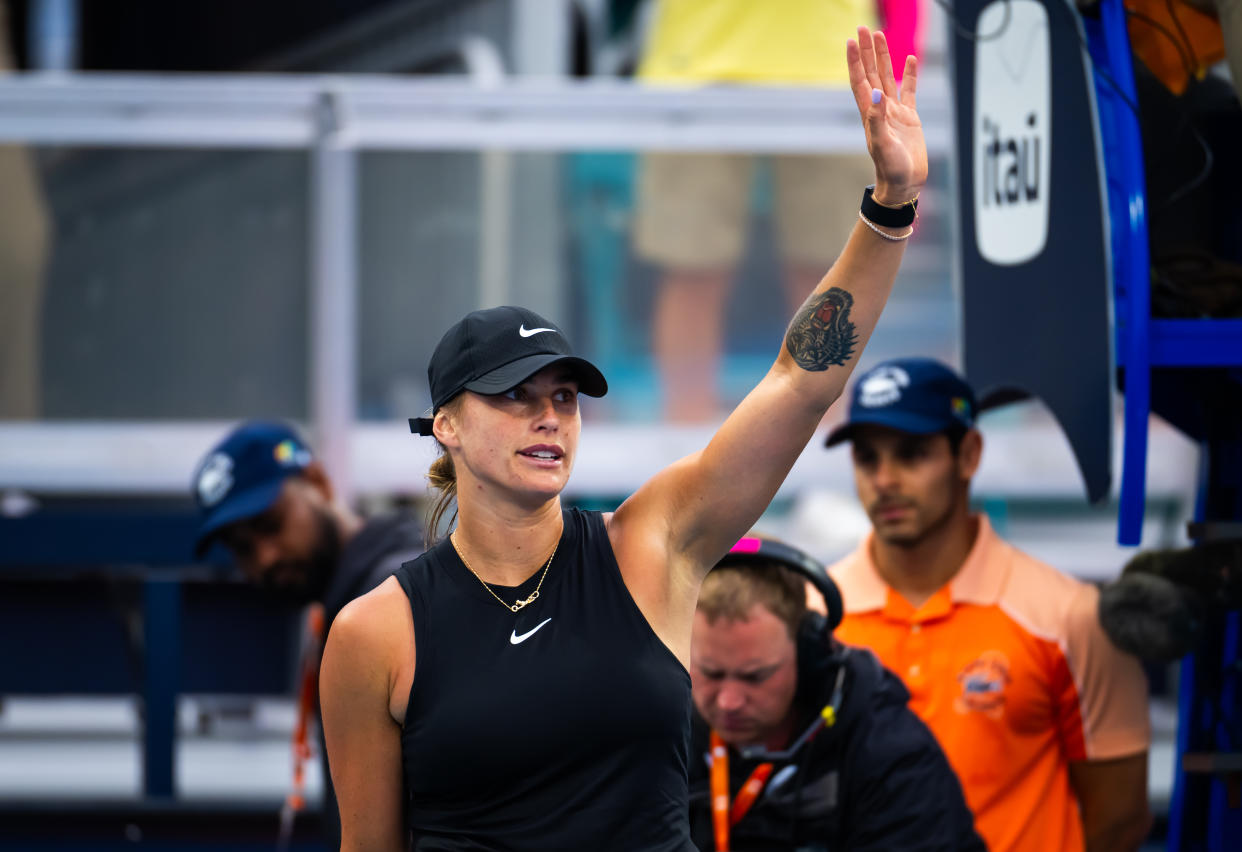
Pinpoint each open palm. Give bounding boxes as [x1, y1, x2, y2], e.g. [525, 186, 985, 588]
[847, 27, 928, 204]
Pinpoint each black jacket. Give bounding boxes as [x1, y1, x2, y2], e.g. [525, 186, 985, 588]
[688, 617, 985, 851]
[322, 512, 424, 630]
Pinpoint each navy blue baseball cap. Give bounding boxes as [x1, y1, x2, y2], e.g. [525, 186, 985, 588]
[410, 306, 608, 436]
[824, 357, 977, 447]
[192, 421, 314, 556]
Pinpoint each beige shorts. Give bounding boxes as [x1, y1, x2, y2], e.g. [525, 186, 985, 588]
[633, 151, 875, 269]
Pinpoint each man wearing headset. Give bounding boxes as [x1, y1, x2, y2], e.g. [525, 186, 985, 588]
[687, 537, 985, 851]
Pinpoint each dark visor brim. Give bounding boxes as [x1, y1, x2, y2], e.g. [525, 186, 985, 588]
[192, 477, 286, 558]
[824, 409, 964, 447]
[462, 353, 608, 399]
[411, 354, 608, 438]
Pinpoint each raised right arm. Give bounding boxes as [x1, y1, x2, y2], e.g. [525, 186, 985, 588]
[320, 582, 411, 852]
[609, 29, 925, 664]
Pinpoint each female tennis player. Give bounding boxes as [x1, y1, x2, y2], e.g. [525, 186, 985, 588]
[321, 27, 926, 851]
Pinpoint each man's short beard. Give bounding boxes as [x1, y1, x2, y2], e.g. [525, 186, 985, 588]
[873, 496, 956, 550]
[260, 510, 341, 604]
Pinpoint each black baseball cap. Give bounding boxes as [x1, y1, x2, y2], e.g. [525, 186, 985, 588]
[410, 306, 608, 436]
[824, 357, 977, 447]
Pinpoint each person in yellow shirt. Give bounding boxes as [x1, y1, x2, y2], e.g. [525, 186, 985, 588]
[633, 0, 886, 421]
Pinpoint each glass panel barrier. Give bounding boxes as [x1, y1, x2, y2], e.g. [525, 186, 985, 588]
[355, 148, 958, 426]
[3, 146, 309, 422]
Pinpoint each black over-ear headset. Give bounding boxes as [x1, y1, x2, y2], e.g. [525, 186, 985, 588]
[712, 536, 848, 761]
[714, 536, 843, 632]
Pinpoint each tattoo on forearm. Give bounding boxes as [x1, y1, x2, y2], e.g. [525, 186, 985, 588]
[785, 288, 858, 371]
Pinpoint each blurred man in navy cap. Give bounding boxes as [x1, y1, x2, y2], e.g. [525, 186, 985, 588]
[824, 358, 1151, 852]
[192, 420, 422, 844]
[193, 420, 422, 628]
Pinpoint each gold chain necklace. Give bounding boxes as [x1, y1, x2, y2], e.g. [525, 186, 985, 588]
[451, 534, 559, 613]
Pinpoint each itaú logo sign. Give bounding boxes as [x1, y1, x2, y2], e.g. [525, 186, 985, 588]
[973, 0, 1051, 266]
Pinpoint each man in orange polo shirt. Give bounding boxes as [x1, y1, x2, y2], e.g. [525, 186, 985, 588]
[824, 357, 1152, 852]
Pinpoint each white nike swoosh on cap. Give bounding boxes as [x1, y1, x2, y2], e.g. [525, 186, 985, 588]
[510, 618, 552, 645]
[518, 324, 557, 338]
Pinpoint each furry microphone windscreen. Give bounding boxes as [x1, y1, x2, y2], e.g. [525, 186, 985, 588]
[1121, 543, 1241, 607]
[1098, 573, 1205, 663]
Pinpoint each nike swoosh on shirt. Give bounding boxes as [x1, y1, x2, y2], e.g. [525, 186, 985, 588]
[518, 324, 556, 338]
[510, 618, 552, 645]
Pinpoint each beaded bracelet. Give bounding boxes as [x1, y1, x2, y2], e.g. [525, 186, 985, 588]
[858, 210, 914, 241]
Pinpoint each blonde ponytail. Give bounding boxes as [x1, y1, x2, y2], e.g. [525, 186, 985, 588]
[423, 398, 462, 544]
[425, 450, 458, 544]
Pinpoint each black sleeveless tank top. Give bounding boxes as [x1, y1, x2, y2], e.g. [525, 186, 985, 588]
[395, 507, 694, 851]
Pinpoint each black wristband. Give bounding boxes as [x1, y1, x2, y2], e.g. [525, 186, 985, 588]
[860, 185, 918, 228]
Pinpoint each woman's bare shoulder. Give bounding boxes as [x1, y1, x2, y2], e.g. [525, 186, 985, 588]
[327, 576, 413, 663]
[323, 576, 417, 726]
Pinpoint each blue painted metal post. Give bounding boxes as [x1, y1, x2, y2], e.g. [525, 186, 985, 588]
[1208, 611, 1241, 851]
[1169, 434, 1242, 849]
[1084, 0, 1151, 546]
[1168, 647, 1196, 852]
[143, 575, 180, 798]
[1168, 446, 1214, 852]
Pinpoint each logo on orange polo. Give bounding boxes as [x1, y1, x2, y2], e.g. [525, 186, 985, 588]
[955, 651, 1011, 719]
